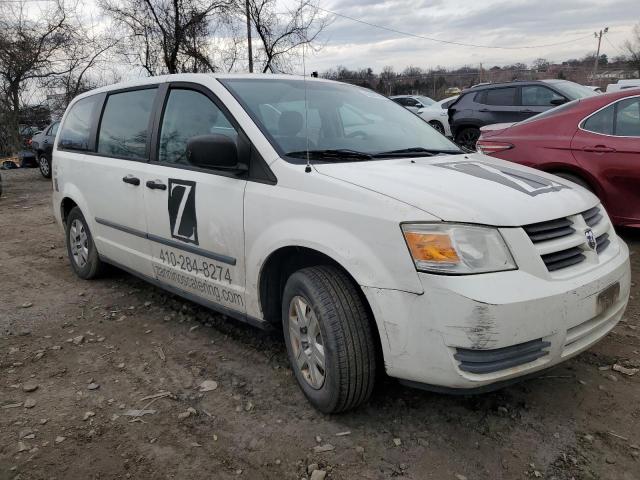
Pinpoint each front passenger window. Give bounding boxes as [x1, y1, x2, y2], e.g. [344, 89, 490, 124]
[159, 89, 238, 165]
[521, 86, 564, 106]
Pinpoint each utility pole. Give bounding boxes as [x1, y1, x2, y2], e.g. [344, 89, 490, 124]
[246, 0, 253, 73]
[592, 27, 608, 81]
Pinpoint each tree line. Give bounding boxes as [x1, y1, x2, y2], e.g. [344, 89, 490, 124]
[322, 47, 640, 100]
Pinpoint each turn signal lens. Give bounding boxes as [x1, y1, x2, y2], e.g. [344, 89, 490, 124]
[404, 232, 460, 264]
[401, 223, 517, 274]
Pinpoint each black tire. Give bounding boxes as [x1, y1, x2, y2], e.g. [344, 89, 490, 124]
[429, 121, 445, 135]
[38, 154, 51, 178]
[455, 127, 480, 151]
[552, 172, 592, 192]
[65, 207, 105, 279]
[282, 265, 377, 413]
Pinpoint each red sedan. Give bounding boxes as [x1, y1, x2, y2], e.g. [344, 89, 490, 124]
[476, 89, 640, 227]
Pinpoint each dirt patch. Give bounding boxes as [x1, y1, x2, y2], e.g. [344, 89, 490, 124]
[1, 168, 639, 479]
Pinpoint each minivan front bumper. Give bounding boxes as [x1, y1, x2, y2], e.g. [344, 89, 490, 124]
[361, 240, 630, 390]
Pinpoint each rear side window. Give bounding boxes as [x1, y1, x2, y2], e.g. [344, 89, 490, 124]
[615, 97, 640, 136]
[58, 96, 100, 151]
[583, 105, 614, 135]
[482, 87, 517, 106]
[158, 89, 238, 166]
[97, 88, 157, 160]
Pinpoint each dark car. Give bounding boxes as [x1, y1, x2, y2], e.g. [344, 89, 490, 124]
[31, 121, 59, 178]
[476, 89, 640, 227]
[448, 80, 597, 150]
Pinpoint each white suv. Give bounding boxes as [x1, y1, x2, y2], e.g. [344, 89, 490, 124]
[52, 74, 631, 412]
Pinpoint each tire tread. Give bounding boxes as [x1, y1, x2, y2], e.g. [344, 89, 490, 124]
[287, 265, 376, 412]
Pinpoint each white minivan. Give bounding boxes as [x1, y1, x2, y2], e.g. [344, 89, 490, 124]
[52, 74, 631, 412]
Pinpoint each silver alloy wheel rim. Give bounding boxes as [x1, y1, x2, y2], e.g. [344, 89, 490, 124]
[39, 156, 49, 175]
[69, 219, 89, 268]
[288, 295, 326, 389]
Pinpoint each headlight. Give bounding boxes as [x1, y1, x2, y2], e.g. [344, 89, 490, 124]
[401, 223, 517, 274]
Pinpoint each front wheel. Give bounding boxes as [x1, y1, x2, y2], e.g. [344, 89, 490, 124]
[38, 155, 51, 178]
[455, 127, 480, 151]
[282, 265, 377, 413]
[65, 207, 105, 279]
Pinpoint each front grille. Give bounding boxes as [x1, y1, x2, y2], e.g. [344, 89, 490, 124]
[541, 247, 586, 271]
[454, 339, 551, 374]
[523, 217, 575, 243]
[596, 233, 610, 253]
[583, 206, 603, 227]
[523, 205, 612, 273]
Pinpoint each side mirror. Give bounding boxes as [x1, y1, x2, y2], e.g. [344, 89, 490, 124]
[415, 103, 424, 109]
[186, 134, 248, 172]
[550, 98, 567, 106]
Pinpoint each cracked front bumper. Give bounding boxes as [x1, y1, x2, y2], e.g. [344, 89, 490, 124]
[362, 241, 631, 390]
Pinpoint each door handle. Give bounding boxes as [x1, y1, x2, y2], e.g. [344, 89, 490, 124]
[478, 108, 490, 112]
[44, 139, 49, 144]
[146, 180, 167, 190]
[583, 145, 616, 153]
[122, 175, 140, 186]
[519, 109, 534, 113]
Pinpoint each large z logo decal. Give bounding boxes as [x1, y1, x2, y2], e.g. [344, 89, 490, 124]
[435, 161, 570, 196]
[168, 179, 199, 245]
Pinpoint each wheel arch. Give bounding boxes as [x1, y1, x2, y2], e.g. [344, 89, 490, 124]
[60, 197, 79, 225]
[258, 245, 385, 360]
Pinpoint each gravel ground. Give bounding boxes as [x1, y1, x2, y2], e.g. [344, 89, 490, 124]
[1, 168, 639, 480]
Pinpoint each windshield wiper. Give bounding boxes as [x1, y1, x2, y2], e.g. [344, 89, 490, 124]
[285, 149, 373, 161]
[373, 147, 462, 157]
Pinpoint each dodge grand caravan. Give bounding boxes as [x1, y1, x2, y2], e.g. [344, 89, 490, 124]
[52, 74, 630, 413]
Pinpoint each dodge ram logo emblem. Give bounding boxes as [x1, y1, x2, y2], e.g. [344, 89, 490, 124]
[585, 228, 597, 251]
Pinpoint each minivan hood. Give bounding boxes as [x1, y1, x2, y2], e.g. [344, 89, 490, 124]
[314, 153, 597, 226]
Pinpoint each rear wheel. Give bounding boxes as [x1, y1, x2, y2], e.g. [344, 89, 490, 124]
[282, 265, 377, 413]
[455, 127, 480, 151]
[38, 154, 51, 178]
[429, 121, 445, 135]
[65, 207, 105, 279]
[552, 172, 592, 192]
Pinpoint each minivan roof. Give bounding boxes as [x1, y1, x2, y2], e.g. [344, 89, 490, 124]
[71, 73, 338, 102]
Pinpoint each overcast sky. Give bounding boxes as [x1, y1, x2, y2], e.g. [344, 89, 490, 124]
[301, 0, 639, 73]
[27, 0, 640, 77]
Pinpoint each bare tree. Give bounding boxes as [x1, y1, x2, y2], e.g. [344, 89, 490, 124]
[0, 0, 74, 153]
[531, 58, 550, 72]
[624, 23, 640, 77]
[100, 0, 234, 75]
[244, 0, 329, 73]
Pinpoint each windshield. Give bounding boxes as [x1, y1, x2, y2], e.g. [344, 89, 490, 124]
[220, 78, 460, 160]
[550, 81, 598, 100]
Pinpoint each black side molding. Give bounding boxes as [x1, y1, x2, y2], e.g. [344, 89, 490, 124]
[95, 217, 236, 266]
